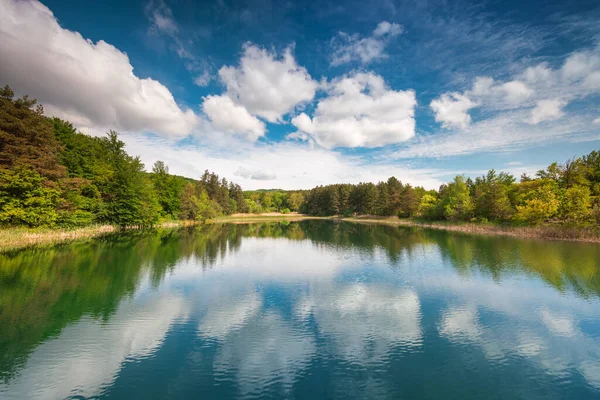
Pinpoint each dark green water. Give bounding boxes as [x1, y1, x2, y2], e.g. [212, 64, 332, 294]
[1, 221, 600, 399]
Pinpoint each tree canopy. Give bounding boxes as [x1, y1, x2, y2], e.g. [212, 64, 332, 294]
[0, 86, 245, 228]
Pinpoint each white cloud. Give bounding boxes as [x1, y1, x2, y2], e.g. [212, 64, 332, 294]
[216, 44, 317, 123]
[193, 69, 212, 87]
[0, 0, 200, 138]
[146, 0, 178, 36]
[202, 95, 266, 141]
[330, 21, 403, 66]
[118, 133, 445, 190]
[394, 108, 594, 159]
[291, 72, 417, 148]
[529, 99, 566, 124]
[430, 92, 476, 129]
[234, 166, 276, 180]
[561, 50, 600, 83]
[414, 45, 600, 157]
[594, 117, 600, 124]
[498, 80, 534, 104]
[469, 77, 533, 104]
[373, 21, 403, 37]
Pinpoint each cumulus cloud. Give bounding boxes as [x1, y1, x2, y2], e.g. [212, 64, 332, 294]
[594, 117, 600, 124]
[430, 92, 476, 129]
[430, 77, 534, 130]
[0, 0, 200, 138]
[331, 21, 403, 66]
[469, 77, 533, 105]
[529, 99, 567, 124]
[216, 44, 317, 123]
[419, 44, 600, 156]
[202, 95, 266, 140]
[290, 72, 417, 148]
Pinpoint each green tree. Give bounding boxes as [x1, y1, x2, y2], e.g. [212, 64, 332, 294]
[101, 131, 159, 228]
[287, 192, 304, 212]
[418, 193, 441, 219]
[473, 170, 515, 221]
[0, 167, 59, 227]
[514, 181, 559, 224]
[440, 176, 473, 221]
[559, 185, 592, 223]
[151, 161, 181, 218]
[0, 86, 66, 180]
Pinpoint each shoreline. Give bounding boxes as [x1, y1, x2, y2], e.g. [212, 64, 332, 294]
[1, 214, 598, 252]
[341, 216, 600, 243]
[0, 220, 200, 252]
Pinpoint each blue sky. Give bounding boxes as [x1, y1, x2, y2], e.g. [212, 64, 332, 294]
[1, 0, 599, 189]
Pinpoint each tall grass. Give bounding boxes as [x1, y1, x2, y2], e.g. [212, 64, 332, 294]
[0, 220, 201, 252]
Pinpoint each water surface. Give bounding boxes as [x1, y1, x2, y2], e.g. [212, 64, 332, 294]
[1, 221, 600, 399]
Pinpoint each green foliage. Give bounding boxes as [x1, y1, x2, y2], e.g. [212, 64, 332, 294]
[514, 181, 559, 224]
[440, 176, 474, 221]
[1, 85, 599, 229]
[98, 131, 159, 228]
[473, 170, 515, 221]
[0, 86, 245, 229]
[418, 193, 441, 219]
[298, 153, 599, 228]
[0, 88, 65, 180]
[559, 185, 592, 223]
[178, 183, 222, 222]
[151, 161, 181, 218]
[0, 167, 59, 227]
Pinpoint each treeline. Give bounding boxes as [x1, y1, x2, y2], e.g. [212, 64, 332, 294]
[0, 85, 245, 228]
[301, 156, 600, 226]
[243, 190, 305, 213]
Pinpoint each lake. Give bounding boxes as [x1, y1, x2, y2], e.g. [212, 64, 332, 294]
[1, 221, 600, 399]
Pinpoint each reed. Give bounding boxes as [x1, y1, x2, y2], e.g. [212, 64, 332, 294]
[0, 220, 201, 252]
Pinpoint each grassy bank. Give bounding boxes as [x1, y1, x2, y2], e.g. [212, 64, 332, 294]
[342, 216, 600, 243]
[0, 220, 200, 252]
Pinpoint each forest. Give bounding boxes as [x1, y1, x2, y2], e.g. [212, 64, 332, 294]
[0, 86, 246, 228]
[1, 85, 599, 229]
[300, 155, 600, 226]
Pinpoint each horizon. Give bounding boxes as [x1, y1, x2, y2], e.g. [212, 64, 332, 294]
[1, 0, 599, 190]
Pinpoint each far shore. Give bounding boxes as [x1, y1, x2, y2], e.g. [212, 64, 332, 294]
[1, 213, 598, 252]
[213, 213, 600, 243]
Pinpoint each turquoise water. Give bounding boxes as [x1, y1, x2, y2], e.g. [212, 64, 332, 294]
[1, 221, 600, 399]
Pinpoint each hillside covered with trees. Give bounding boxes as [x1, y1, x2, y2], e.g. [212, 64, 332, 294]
[0, 86, 246, 228]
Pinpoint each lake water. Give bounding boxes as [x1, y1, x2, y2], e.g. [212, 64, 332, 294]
[1, 221, 600, 399]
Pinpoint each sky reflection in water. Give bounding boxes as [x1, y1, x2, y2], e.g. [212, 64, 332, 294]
[1, 221, 599, 399]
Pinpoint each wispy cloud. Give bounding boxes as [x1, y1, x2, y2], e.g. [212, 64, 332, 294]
[330, 21, 402, 66]
[145, 0, 213, 87]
